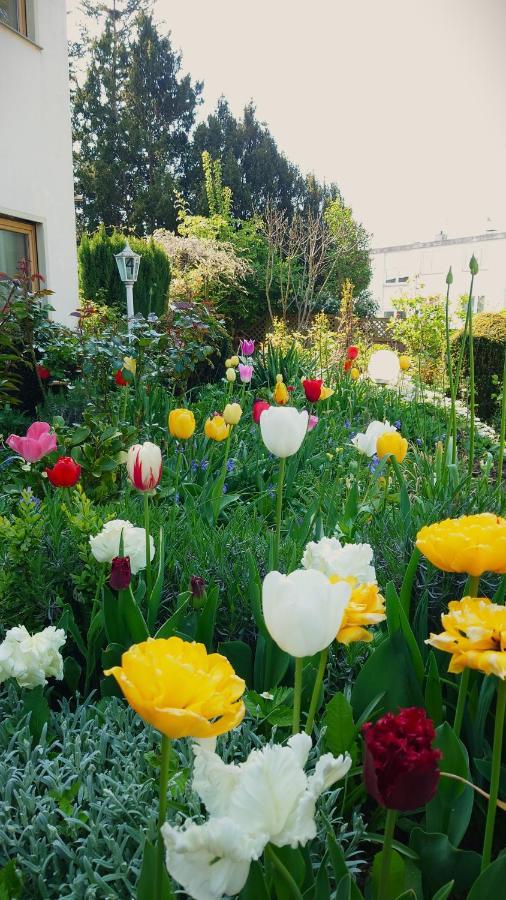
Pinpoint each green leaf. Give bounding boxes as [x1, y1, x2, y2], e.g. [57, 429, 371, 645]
[238, 861, 269, 900]
[351, 631, 424, 719]
[426, 723, 473, 846]
[0, 860, 23, 899]
[120, 586, 149, 644]
[21, 685, 50, 745]
[68, 426, 91, 446]
[155, 597, 191, 639]
[370, 848, 409, 900]
[335, 874, 352, 900]
[325, 830, 363, 899]
[147, 527, 165, 632]
[195, 583, 219, 651]
[265, 845, 304, 900]
[137, 839, 174, 899]
[409, 828, 481, 896]
[323, 692, 356, 756]
[219, 640, 253, 686]
[468, 855, 506, 899]
[63, 656, 81, 694]
[424, 652, 443, 726]
[431, 881, 454, 900]
[385, 582, 424, 683]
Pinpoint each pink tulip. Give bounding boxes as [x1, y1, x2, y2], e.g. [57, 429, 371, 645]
[307, 414, 319, 432]
[240, 339, 255, 356]
[238, 364, 254, 384]
[6, 422, 57, 463]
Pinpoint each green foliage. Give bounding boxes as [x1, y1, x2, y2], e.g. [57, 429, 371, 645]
[451, 312, 506, 423]
[324, 198, 372, 303]
[0, 490, 48, 628]
[388, 292, 447, 383]
[78, 225, 171, 318]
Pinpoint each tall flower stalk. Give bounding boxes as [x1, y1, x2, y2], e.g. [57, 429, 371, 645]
[453, 572, 480, 738]
[273, 456, 286, 569]
[467, 255, 478, 477]
[155, 735, 171, 900]
[497, 348, 506, 510]
[482, 679, 506, 871]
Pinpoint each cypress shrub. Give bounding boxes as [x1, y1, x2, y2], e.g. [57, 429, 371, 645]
[451, 311, 506, 423]
[78, 225, 171, 318]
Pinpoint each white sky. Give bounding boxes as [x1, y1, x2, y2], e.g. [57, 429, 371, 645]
[66, 0, 506, 247]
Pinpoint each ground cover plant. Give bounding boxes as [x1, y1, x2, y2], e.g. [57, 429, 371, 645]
[0, 258, 505, 900]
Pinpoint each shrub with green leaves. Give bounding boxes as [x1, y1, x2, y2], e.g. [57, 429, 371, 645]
[451, 311, 506, 424]
[78, 226, 171, 319]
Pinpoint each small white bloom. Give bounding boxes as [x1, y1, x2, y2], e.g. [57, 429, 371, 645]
[262, 569, 351, 657]
[260, 406, 309, 458]
[89, 519, 155, 575]
[0, 625, 66, 689]
[302, 536, 377, 584]
[351, 420, 397, 457]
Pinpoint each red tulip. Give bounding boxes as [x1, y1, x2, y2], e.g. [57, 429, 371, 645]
[362, 707, 441, 811]
[252, 400, 270, 424]
[343, 359, 352, 372]
[115, 368, 128, 386]
[46, 456, 81, 487]
[302, 379, 323, 403]
[36, 364, 51, 380]
[109, 556, 132, 591]
[346, 346, 359, 360]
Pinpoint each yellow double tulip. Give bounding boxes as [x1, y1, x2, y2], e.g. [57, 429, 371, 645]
[204, 415, 230, 442]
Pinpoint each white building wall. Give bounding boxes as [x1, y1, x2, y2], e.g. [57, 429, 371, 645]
[371, 233, 506, 319]
[0, 0, 78, 326]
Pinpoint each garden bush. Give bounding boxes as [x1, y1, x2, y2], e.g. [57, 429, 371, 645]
[78, 225, 171, 319]
[451, 311, 506, 423]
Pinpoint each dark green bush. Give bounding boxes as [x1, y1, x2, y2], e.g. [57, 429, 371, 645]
[451, 312, 506, 423]
[78, 225, 171, 318]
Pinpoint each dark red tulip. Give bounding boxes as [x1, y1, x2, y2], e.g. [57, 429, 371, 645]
[252, 400, 270, 424]
[362, 707, 441, 811]
[45, 456, 81, 487]
[302, 379, 323, 402]
[346, 346, 359, 360]
[36, 364, 51, 380]
[109, 556, 132, 591]
[343, 359, 352, 372]
[115, 368, 128, 386]
[190, 575, 206, 599]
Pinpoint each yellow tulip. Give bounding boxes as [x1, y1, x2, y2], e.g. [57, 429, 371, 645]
[230, 355, 239, 367]
[223, 402, 242, 426]
[416, 513, 506, 576]
[376, 432, 408, 463]
[123, 356, 137, 376]
[427, 596, 506, 680]
[105, 636, 245, 738]
[226, 367, 236, 382]
[331, 579, 386, 644]
[350, 367, 360, 381]
[204, 415, 230, 442]
[225, 358, 232, 369]
[399, 355, 411, 372]
[168, 408, 196, 440]
[319, 385, 334, 401]
[273, 381, 289, 405]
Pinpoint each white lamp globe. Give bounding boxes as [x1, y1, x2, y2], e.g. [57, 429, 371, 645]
[368, 349, 400, 385]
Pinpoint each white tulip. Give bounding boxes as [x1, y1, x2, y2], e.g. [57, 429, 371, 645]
[0, 625, 66, 689]
[126, 441, 162, 492]
[351, 420, 397, 457]
[262, 569, 351, 657]
[260, 406, 309, 458]
[89, 518, 155, 575]
[302, 536, 377, 584]
[162, 734, 352, 900]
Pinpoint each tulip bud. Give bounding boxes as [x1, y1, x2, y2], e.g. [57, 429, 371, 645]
[225, 358, 232, 368]
[109, 556, 132, 591]
[469, 254, 479, 275]
[446, 266, 453, 285]
[229, 355, 239, 367]
[276, 374, 284, 384]
[190, 574, 206, 607]
[126, 442, 163, 492]
[223, 403, 242, 426]
[350, 367, 360, 380]
[226, 368, 236, 382]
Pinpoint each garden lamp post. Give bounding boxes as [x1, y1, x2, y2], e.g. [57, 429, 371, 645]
[114, 240, 141, 334]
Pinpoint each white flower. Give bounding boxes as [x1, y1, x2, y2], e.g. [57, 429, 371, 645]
[0, 625, 66, 689]
[163, 735, 352, 900]
[302, 536, 377, 584]
[260, 407, 309, 458]
[126, 441, 162, 492]
[351, 420, 397, 457]
[262, 569, 351, 657]
[89, 519, 155, 575]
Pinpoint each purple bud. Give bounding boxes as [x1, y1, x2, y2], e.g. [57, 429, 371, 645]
[109, 556, 131, 591]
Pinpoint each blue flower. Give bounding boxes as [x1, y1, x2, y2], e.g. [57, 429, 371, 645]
[190, 460, 198, 472]
[267, 483, 276, 498]
[394, 420, 401, 430]
[222, 484, 228, 494]
[226, 458, 235, 473]
[416, 438, 423, 447]
[201, 460, 209, 471]
[344, 419, 351, 430]
[368, 453, 380, 473]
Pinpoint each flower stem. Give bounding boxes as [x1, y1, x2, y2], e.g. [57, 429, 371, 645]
[171, 448, 183, 528]
[213, 428, 232, 522]
[496, 348, 506, 511]
[378, 808, 397, 900]
[467, 272, 476, 478]
[305, 647, 328, 734]
[482, 679, 506, 871]
[454, 574, 480, 737]
[292, 657, 303, 735]
[273, 456, 286, 570]
[155, 735, 171, 900]
[144, 491, 152, 598]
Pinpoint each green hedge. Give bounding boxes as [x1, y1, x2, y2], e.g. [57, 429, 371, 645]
[451, 311, 506, 423]
[78, 225, 171, 318]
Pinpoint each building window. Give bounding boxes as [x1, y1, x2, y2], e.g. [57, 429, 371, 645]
[0, 217, 38, 277]
[0, 0, 27, 34]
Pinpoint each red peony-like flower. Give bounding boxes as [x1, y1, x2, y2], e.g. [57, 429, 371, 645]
[252, 399, 270, 424]
[302, 379, 323, 403]
[362, 707, 441, 811]
[115, 368, 128, 386]
[109, 556, 132, 591]
[45, 456, 81, 487]
[36, 364, 51, 380]
[343, 359, 352, 372]
[346, 345, 359, 361]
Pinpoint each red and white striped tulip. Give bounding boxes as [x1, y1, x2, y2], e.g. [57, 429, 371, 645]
[126, 442, 162, 493]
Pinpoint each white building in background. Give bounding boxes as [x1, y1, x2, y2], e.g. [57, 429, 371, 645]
[370, 229, 506, 319]
[0, 0, 78, 325]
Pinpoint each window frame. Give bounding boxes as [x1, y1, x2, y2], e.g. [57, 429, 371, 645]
[0, 0, 27, 34]
[0, 216, 38, 277]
